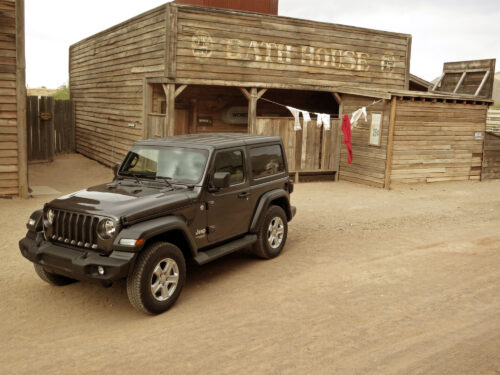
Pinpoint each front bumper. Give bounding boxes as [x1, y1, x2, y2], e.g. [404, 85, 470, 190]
[19, 233, 136, 283]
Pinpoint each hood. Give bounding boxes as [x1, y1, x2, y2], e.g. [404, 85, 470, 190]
[46, 182, 196, 224]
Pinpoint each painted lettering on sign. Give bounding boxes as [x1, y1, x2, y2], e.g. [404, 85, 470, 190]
[192, 32, 396, 73]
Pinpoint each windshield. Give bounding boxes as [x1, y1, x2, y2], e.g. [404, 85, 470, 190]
[119, 146, 209, 184]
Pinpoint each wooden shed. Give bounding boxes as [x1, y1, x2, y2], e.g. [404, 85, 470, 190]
[69, 2, 494, 188]
[0, 0, 27, 197]
[339, 91, 491, 188]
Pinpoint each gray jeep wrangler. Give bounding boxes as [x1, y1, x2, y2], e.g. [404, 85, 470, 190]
[19, 133, 296, 314]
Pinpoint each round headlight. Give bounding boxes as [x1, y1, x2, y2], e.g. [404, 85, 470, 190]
[98, 219, 116, 239]
[47, 209, 54, 225]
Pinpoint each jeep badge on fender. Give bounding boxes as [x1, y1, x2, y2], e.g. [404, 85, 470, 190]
[19, 133, 296, 315]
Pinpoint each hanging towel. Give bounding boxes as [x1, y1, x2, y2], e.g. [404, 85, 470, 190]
[321, 114, 331, 130]
[341, 114, 353, 164]
[301, 111, 311, 126]
[350, 107, 367, 129]
[286, 106, 302, 131]
[315, 113, 331, 130]
[315, 113, 323, 127]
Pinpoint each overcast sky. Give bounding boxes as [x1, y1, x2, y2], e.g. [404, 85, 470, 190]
[25, 0, 500, 88]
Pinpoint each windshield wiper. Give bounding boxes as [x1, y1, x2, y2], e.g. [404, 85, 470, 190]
[156, 176, 174, 190]
[120, 172, 143, 185]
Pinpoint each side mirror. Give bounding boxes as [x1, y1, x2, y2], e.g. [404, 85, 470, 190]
[213, 172, 230, 189]
[113, 163, 121, 178]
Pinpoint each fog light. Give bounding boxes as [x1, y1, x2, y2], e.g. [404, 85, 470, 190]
[97, 266, 105, 276]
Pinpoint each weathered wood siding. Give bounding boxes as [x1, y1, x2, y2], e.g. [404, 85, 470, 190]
[338, 95, 391, 187]
[483, 109, 500, 179]
[0, 0, 20, 195]
[391, 100, 488, 183]
[70, 5, 166, 167]
[482, 132, 500, 180]
[255, 117, 340, 172]
[174, 4, 411, 91]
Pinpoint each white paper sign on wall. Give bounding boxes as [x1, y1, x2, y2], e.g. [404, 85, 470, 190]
[369, 112, 382, 146]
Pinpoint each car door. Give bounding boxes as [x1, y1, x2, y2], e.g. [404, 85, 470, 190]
[206, 148, 251, 243]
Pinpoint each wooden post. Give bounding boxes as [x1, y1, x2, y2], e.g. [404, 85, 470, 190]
[242, 87, 266, 134]
[142, 79, 152, 138]
[16, 0, 28, 198]
[164, 83, 176, 136]
[334, 100, 343, 181]
[384, 96, 398, 189]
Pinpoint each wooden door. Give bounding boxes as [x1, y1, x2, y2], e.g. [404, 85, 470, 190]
[27, 96, 55, 162]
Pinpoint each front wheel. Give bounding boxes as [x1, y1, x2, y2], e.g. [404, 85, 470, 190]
[127, 242, 186, 315]
[253, 205, 288, 259]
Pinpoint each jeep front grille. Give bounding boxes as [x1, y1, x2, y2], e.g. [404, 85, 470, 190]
[48, 210, 100, 250]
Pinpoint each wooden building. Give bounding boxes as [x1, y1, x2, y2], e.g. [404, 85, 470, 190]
[69, 2, 494, 188]
[0, 0, 27, 197]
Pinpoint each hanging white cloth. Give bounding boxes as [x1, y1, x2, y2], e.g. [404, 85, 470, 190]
[315, 113, 323, 127]
[315, 113, 331, 130]
[321, 114, 331, 130]
[301, 111, 311, 126]
[286, 106, 302, 131]
[350, 107, 367, 129]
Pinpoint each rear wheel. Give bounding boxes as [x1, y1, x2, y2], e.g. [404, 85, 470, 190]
[34, 264, 76, 286]
[253, 205, 288, 259]
[127, 242, 186, 315]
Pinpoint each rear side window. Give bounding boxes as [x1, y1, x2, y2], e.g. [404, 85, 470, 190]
[250, 145, 285, 179]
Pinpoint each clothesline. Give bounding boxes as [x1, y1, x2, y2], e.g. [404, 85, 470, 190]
[259, 97, 385, 117]
[259, 97, 339, 117]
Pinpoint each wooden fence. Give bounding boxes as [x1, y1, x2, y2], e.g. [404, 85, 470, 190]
[27, 96, 74, 162]
[255, 117, 341, 174]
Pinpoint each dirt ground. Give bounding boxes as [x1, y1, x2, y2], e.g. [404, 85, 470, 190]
[1, 153, 499, 375]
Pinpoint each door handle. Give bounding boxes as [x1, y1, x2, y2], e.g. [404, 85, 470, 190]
[238, 192, 250, 199]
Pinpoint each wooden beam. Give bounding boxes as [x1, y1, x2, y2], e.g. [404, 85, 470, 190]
[16, 0, 28, 198]
[256, 88, 268, 99]
[332, 92, 342, 105]
[384, 96, 398, 189]
[165, 4, 178, 79]
[175, 78, 392, 100]
[474, 70, 490, 96]
[239, 87, 251, 101]
[452, 72, 466, 94]
[431, 73, 445, 91]
[174, 84, 188, 98]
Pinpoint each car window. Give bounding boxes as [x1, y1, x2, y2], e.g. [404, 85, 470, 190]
[250, 145, 285, 179]
[214, 150, 245, 185]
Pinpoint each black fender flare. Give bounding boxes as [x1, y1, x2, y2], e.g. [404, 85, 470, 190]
[249, 189, 291, 233]
[113, 215, 198, 256]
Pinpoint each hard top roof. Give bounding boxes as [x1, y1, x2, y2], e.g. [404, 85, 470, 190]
[134, 133, 282, 150]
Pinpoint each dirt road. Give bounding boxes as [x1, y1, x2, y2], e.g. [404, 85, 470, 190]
[1, 154, 499, 374]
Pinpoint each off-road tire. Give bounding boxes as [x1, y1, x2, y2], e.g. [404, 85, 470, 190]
[127, 241, 186, 315]
[253, 205, 288, 259]
[34, 264, 76, 286]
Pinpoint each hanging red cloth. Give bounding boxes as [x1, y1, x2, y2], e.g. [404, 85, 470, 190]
[341, 114, 353, 164]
